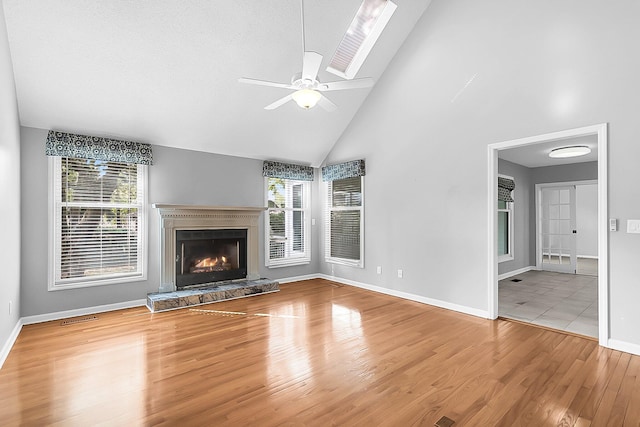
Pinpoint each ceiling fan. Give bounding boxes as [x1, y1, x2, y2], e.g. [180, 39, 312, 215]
[238, 0, 374, 111]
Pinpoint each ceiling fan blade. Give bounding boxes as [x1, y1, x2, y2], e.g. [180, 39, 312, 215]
[264, 94, 294, 110]
[319, 77, 375, 92]
[238, 77, 295, 90]
[317, 95, 337, 112]
[302, 51, 323, 82]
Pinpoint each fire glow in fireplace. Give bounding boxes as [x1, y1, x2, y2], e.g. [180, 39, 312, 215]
[175, 229, 247, 289]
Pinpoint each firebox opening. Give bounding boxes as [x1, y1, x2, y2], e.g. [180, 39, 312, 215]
[175, 229, 248, 289]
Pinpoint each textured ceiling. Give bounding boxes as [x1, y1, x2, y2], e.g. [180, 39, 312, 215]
[3, 0, 431, 167]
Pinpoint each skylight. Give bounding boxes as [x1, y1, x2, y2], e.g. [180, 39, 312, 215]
[326, 0, 397, 80]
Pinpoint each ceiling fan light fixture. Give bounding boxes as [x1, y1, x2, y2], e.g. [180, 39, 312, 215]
[548, 146, 591, 158]
[292, 89, 321, 109]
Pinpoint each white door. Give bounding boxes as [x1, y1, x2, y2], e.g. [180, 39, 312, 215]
[539, 185, 577, 274]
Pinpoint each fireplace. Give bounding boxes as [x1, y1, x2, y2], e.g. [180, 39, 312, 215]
[153, 204, 265, 293]
[175, 229, 247, 289]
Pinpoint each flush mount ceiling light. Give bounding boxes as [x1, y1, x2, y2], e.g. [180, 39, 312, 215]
[548, 146, 592, 158]
[327, 0, 398, 80]
[292, 89, 322, 109]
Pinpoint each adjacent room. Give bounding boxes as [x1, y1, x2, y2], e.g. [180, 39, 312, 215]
[2, 0, 640, 425]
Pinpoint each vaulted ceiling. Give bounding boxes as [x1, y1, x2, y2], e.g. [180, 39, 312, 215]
[3, 0, 431, 167]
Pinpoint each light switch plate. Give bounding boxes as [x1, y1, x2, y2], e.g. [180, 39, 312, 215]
[627, 219, 640, 234]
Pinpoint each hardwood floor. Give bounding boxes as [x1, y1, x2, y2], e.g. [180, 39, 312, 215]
[1, 278, 639, 426]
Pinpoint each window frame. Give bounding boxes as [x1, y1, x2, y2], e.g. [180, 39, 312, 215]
[498, 173, 514, 263]
[325, 176, 365, 268]
[264, 177, 312, 268]
[48, 156, 148, 291]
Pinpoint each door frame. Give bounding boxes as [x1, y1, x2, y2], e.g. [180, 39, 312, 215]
[487, 123, 608, 347]
[535, 180, 597, 273]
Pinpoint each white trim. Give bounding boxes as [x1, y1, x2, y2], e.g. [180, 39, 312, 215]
[488, 123, 609, 347]
[316, 274, 490, 319]
[21, 299, 147, 325]
[264, 177, 312, 268]
[498, 266, 535, 281]
[0, 319, 23, 370]
[48, 158, 148, 290]
[607, 339, 640, 357]
[577, 255, 598, 260]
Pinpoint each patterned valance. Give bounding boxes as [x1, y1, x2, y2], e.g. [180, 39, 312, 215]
[262, 161, 314, 181]
[498, 176, 515, 202]
[321, 159, 365, 182]
[45, 131, 153, 165]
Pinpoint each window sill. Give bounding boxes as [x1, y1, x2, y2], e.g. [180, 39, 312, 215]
[498, 254, 514, 264]
[325, 257, 363, 269]
[266, 258, 311, 269]
[49, 273, 147, 291]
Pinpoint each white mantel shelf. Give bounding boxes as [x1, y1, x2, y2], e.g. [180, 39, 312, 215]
[153, 204, 266, 293]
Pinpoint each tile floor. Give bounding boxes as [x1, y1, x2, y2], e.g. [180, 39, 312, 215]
[498, 269, 598, 338]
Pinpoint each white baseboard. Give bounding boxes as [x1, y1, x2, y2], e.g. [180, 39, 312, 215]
[577, 255, 598, 259]
[0, 319, 23, 370]
[607, 339, 640, 357]
[498, 266, 535, 281]
[21, 299, 147, 326]
[316, 274, 489, 319]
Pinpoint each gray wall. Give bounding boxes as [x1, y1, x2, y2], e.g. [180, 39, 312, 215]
[321, 0, 640, 346]
[0, 0, 21, 355]
[20, 126, 320, 317]
[497, 159, 532, 276]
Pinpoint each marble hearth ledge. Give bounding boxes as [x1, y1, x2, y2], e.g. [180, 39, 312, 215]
[146, 279, 279, 312]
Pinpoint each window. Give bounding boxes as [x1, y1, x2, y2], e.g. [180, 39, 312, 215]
[498, 174, 514, 262]
[265, 177, 311, 267]
[325, 176, 364, 267]
[49, 156, 147, 290]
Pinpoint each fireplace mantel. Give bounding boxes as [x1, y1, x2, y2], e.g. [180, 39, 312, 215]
[153, 204, 266, 293]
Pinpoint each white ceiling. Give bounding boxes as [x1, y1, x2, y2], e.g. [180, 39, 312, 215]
[3, 0, 431, 167]
[498, 134, 598, 168]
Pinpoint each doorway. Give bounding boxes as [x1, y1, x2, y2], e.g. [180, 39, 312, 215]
[487, 124, 608, 346]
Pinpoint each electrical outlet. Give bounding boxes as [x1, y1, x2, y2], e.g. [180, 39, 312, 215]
[376, 266, 382, 274]
[312, 218, 316, 226]
[397, 269, 403, 278]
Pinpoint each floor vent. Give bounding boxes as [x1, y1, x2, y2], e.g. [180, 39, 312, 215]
[435, 416, 455, 427]
[60, 315, 98, 326]
[511, 278, 523, 282]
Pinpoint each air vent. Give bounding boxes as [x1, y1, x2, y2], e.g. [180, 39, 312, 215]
[326, 0, 397, 79]
[60, 315, 98, 326]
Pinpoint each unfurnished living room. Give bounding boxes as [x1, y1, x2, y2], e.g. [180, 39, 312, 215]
[1, 1, 640, 426]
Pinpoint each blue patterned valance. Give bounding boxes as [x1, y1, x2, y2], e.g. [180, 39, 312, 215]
[45, 131, 153, 165]
[321, 159, 365, 182]
[263, 161, 314, 181]
[498, 176, 515, 202]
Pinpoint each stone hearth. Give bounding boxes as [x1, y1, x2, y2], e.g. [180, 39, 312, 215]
[147, 278, 279, 312]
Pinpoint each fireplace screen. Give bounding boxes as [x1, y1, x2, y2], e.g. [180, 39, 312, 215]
[175, 229, 247, 289]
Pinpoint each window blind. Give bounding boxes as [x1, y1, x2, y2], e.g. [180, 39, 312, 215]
[52, 156, 146, 287]
[325, 176, 364, 267]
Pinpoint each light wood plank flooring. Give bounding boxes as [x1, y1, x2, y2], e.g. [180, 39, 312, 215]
[1, 279, 639, 426]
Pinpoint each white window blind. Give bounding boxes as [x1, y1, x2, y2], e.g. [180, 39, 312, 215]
[325, 176, 364, 267]
[265, 177, 311, 267]
[49, 156, 147, 289]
